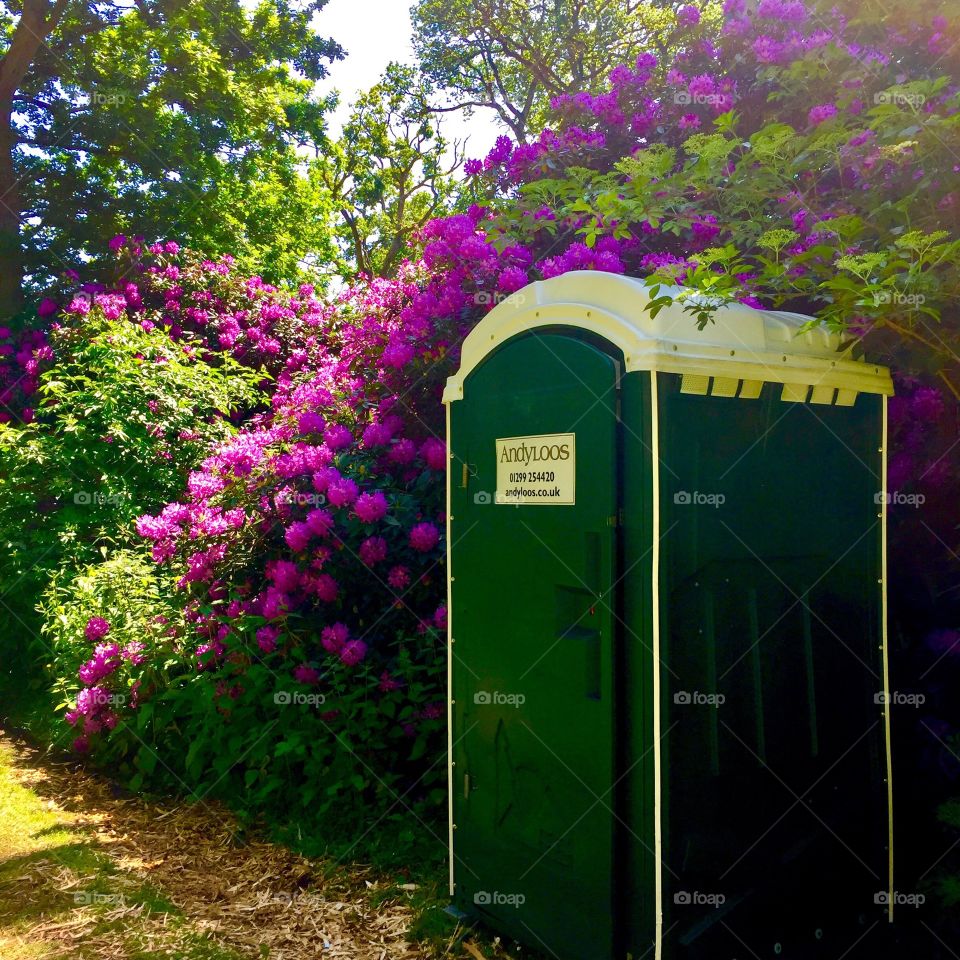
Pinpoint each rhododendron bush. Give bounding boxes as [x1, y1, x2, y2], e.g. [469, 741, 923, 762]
[16, 232, 526, 811]
[4, 0, 960, 822]
[0, 284, 264, 644]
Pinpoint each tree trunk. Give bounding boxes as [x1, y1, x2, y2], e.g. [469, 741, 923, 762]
[0, 97, 24, 318]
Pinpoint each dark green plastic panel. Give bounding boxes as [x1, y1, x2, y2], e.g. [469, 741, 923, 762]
[450, 330, 621, 959]
[653, 377, 887, 958]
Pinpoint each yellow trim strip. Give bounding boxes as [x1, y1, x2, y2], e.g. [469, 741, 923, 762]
[446, 403, 455, 898]
[651, 372, 664, 960]
[881, 395, 894, 921]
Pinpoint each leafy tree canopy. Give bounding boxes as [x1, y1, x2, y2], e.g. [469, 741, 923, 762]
[312, 63, 462, 280]
[0, 0, 343, 315]
[412, 0, 721, 139]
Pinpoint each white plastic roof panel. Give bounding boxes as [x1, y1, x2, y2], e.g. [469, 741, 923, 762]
[443, 271, 893, 403]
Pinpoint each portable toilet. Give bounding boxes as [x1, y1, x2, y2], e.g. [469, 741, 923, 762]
[443, 272, 895, 960]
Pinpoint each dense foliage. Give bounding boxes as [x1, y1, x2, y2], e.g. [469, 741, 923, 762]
[315, 64, 464, 280]
[412, 0, 719, 139]
[0, 263, 263, 639]
[0, 0, 342, 313]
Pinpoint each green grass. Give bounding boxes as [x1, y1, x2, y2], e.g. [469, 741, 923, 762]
[0, 740, 244, 960]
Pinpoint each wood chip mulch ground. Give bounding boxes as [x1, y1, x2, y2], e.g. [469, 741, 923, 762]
[0, 731, 482, 960]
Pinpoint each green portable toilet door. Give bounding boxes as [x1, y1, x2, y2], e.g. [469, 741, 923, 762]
[450, 332, 621, 960]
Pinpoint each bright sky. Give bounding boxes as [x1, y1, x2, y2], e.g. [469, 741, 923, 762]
[314, 0, 503, 163]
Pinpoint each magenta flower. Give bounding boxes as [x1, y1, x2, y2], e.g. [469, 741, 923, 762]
[382, 338, 415, 368]
[362, 421, 392, 447]
[409, 522, 440, 553]
[312, 466, 339, 493]
[284, 521, 311, 552]
[387, 565, 411, 590]
[66, 295, 91, 316]
[298, 411, 325, 435]
[324, 424, 353, 450]
[95, 293, 126, 320]
[120, 642, 145, 665]
[688, 74, 716, 98]
[306, 508, 335, 537]
[310, 573, 339, 603]
[497, 266, 528, 294]
[355, 491, 389, 523]
[37, 298, 58, 319]
[257, 626, 280, 653]
[267, 559, 301, 593]
[420, 438, 447, 471]
[293, 663, 319, 685]
[78, 652, 119, 685]
[359, 536, 388, 565]
[379, 671, 403, 692]
[808, 103, 838, 126]
[389, 438, 417, 464]
[339, 639, 367, 667]
[85, 617, 111, 642]
[327, 476, 359, 508]
[321, 622, 350, 654]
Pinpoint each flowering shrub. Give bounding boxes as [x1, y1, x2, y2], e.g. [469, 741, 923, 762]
[465, 0, 960, 380]
[23, 232, 531, 812]
[40, 553, 178, 755]
[39, 550, 447, 810]
[0, 299, 263, 650]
